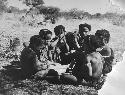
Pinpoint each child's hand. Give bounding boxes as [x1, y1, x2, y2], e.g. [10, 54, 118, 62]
[96, 48, 102, 52]
[38, 62, 48, 70]
[70, 50, 76, 53]
[86, 62, 91, 67]
[56, 48, 61, 54]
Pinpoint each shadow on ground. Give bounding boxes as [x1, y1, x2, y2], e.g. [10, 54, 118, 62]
[0, 61, 98, 95]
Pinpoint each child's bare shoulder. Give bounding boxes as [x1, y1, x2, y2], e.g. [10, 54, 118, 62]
[98, 46, 111, 57]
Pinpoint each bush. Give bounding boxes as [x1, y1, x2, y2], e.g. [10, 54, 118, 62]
[0, 0, 7, 13]
[39, 6, 60, 20]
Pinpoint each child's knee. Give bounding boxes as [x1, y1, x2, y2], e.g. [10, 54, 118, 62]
[35, 70, 49, 78]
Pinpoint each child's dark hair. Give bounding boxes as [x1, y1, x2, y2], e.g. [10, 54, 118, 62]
[95, 29, 110, 43]
[79, 23, 91, 32]
[29, 35, 43, 50]
[39, 29, 52, 40]
[54, 25, 65, 36]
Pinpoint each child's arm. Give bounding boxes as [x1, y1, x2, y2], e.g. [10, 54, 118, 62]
[34, 55, 49, 70]
[68, 60, 75, 69]
[51, 37, 59, 47]
[86, 62, 92, 76]
[74, 36, 80, 49]
[97, 46, 112, 57]
[86, 55, 93, 76]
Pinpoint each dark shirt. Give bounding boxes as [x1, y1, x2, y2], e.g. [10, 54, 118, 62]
[52, 36, 68, 53]
[20, 47, 38, 76]
[65, 32, 78, 50]
[79, 35, 98, 54]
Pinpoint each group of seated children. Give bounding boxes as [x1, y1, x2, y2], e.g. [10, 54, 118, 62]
[20, 23, 115, 89]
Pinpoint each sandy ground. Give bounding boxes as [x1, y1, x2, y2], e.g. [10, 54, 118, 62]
[99, 51, 125, 95]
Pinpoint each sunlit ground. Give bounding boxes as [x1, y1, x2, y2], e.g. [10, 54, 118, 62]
[99, 51, 125, 95]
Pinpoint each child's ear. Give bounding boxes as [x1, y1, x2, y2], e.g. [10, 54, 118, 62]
[103, 38, 107, 44]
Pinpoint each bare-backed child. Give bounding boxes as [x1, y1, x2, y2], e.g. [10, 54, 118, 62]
[60, 29, 114, 87]
[95, 29, 115, 75]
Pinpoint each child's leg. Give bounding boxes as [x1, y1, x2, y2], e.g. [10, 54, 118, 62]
[60, 73, 78, 85]
[34, 69, 49, 79]
[45, 69, 60, 84]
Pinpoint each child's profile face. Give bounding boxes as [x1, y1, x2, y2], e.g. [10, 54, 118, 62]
[35, 44, 44, 52]
[83, 27, 89, 33]
[45, 34, 52, 40]
[79, 27, 89, 37]
[45, 34, 52, 45]
[96, 36, 106, 47]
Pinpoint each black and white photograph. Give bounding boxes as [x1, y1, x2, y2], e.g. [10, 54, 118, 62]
[0, 0, 125, 95]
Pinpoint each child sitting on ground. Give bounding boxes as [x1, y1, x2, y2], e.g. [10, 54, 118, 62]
[95, 29, 115, 75]
[60, 29, 115, 90]
[20, 30, 58, 79]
